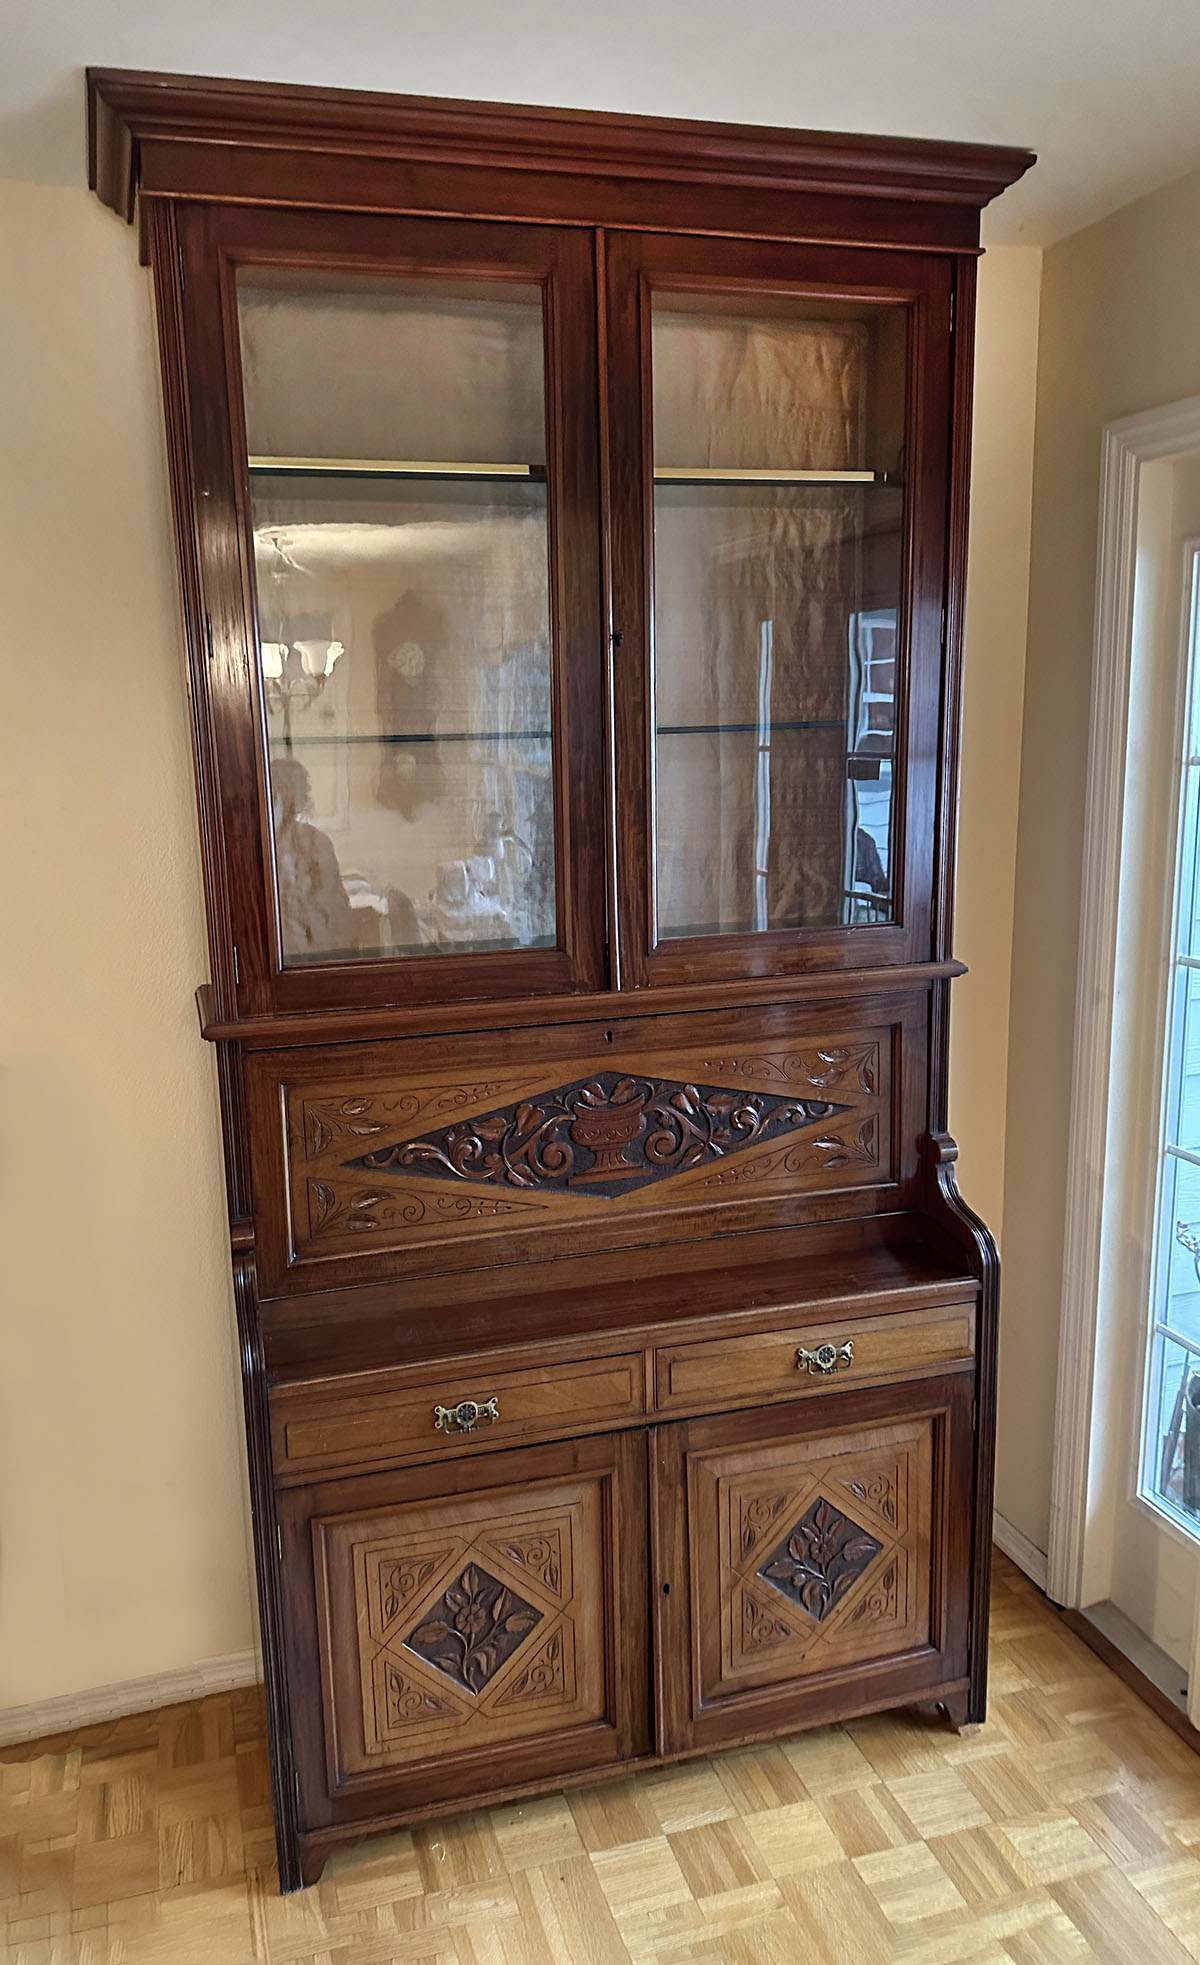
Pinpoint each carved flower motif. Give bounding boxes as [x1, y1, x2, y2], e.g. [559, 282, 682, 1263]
[758, 1498, 882, 1622]
[406, 1564, 541, 1693]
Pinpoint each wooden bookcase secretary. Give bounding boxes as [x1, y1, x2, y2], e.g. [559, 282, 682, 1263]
[87, 69, 1033, 1890]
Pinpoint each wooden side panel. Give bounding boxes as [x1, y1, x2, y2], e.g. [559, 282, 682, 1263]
[249, 995, 924, 1293]
[283, 1432, 649, 1823]
[655, 1374, 973, 1753]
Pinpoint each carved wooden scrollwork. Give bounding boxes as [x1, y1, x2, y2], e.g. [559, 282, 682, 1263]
[308, 1180, 539, 1237]
[845, 1559, 899, 1625]
[494, 1629, 567, 1706]
[383, 1666, 456, 1727]
[344, 1071, 846, 1198]
[739, 1491, 792, 1557]
[303, 1085, 511, 1158]
[844, 1471, 898, 1526]
[742, 1589, 794, 1651]
[703, 1115, 879, 1189]
[379, 1553, 448, 1626]
[486, 1529, 564, 1596]
[702, 1044, 879, 1096]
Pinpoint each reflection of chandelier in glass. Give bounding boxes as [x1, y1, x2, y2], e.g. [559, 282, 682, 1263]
[259, 531, 344, 714]
[260, 634, 344, 712]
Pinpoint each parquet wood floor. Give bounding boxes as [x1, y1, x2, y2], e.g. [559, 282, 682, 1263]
[6, 1555, 1200, 1962]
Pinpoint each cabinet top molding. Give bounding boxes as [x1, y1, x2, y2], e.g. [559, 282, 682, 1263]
[87, 68, 1034, 247]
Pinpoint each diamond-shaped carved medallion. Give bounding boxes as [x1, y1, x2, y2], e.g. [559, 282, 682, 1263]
[344, 1071, 847, 1198]
[757, 1497, 882, 1622]
[404, 1562, 542, 1694]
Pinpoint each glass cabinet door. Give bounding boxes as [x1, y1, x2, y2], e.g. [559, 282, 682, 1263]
[607, 234, 952, 984]
[184, 210, 605, 1013]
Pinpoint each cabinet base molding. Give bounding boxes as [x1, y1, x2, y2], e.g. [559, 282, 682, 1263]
[293, 1673, 973, 1885]
[0, 1650, 261, 1748]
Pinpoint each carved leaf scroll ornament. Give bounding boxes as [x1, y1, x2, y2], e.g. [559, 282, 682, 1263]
[845, 1471, 898, 1526]
[344, 1070, 846, 1199]
[703, 1045, 878, 1097]
[384, 1666, 456, 1727]
[494, 1628, 567, 1705]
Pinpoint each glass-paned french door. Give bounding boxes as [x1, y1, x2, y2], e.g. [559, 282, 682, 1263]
[1142, 543, 1200, 1533]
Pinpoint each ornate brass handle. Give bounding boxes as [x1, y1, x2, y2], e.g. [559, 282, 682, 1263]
[796, 1339, 854, 1377]
[433, 1396, 500, 1435]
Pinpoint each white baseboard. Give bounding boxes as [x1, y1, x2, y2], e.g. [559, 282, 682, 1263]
[0, 1648, 261, 1747]
[993, 1511, 1049, 1592]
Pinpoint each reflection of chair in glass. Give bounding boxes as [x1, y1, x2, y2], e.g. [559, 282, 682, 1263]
[844, 607, 896, 922]
[271, 757, 373, 959]
[1159, 1221, 1200, 1511]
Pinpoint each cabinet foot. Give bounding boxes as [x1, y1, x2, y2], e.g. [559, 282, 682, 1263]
[910, 1691, 981, 1734]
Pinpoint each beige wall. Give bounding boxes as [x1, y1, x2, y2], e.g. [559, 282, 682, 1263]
[998, 162, 1200, 1556]
[0, 180, 255, 1705]
[951, 247, 1043, 1243]
[0, 181, 1041, 1708]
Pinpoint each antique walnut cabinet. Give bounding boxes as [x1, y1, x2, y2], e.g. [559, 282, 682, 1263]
[88, 69, 1033, 1889]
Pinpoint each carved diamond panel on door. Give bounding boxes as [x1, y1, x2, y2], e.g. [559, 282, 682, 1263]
[654, 1373, 973, 1753]
[300, 1432, 648, 1812]
[725, 1430, 925, 1692]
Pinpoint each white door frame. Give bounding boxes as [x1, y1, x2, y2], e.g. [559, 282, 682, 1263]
[1048, 393, 1200, 1616]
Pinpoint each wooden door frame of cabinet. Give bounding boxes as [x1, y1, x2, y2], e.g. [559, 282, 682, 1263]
[651, 1369, 976, 1754]
[602, 229, 955, 987]
[277, 1429, 651, 1833]
[150, 199, 609, 1018]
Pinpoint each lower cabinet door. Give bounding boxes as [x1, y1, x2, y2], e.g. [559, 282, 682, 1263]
[281, 1431, 649, 1827]
[653, 1373, 974, 1753]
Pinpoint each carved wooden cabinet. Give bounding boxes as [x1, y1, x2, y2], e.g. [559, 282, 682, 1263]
[88, 68, 1033, 1888]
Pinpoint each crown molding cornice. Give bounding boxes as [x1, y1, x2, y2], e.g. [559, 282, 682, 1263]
[87, 67, 1035, 244]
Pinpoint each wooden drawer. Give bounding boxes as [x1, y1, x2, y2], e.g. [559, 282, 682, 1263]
[272, 1352, 646, 1481]
[654, 1301, 975, 1416]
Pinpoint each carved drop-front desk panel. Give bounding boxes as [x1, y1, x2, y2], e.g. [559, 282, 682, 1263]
[249, 1000, 917, 1295]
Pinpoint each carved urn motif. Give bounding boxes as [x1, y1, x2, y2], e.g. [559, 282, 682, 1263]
[566, 1079, 648, 1182]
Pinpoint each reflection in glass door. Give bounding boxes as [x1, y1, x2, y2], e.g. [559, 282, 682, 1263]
[1143, 544, 1200, 1530]
[237, 273, 556, 967]
[650, 294, 906, 941]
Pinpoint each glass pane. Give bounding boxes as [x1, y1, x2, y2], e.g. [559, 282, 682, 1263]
[651, 295, 906, 939]
[1142, 545, 1200, 1535]
[1145, 1329, 1200, 1528]
[1158, 1149, 1200, 1344]
[237, 273, 556, 965]
[1176, 760, 1200, 960]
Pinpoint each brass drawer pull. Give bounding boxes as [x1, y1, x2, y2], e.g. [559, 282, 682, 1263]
[796, 1339, 854, 1377]
[433, 1397, 500, 1435]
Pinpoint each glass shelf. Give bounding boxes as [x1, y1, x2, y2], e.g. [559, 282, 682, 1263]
[263, 724, 894, 747]
[249, 455, 547, 483]
[657, 719, 846, 736]
[654, 467, 900, 487]
[267, 730, 553, 747]
[248, 456, 900, 489]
